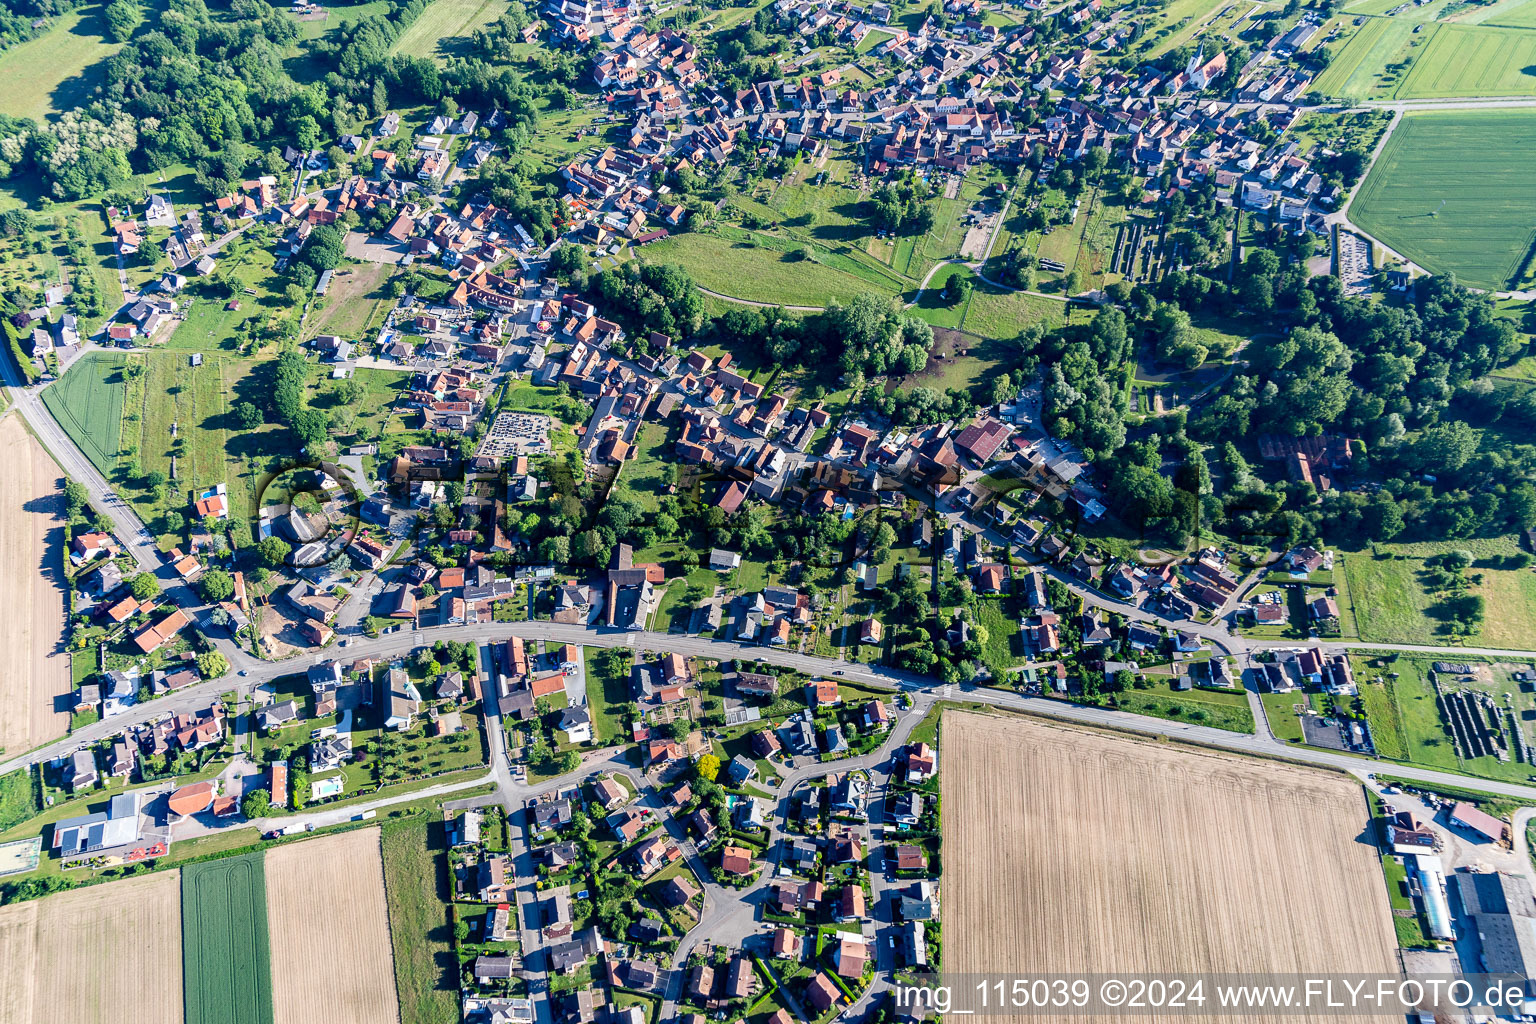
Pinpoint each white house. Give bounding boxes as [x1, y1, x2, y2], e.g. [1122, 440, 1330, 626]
[559, 706, 592, 744]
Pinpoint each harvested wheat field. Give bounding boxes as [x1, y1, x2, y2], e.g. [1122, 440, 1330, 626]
[0, 413, 70, 758]
[0, 870, 184, 1024]
[265, 828, 400, 1024]
[942, 712, 1400, 1023]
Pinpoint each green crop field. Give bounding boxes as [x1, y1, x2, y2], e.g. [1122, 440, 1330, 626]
[390, 0, 506, 60]
[182, 852, 274, 1024]
[1351, 110, 1536, 289]
[40, 351, 126, 477]
[0, 4, 126, 121]
[1390, 23, 1536, 97]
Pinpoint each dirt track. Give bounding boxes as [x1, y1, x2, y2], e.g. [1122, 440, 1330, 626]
[941, 711, 1401, 1023]
[0, 412, 71, 758]
[266, 827, 401, 1024]
[0, 870, 183, 1024]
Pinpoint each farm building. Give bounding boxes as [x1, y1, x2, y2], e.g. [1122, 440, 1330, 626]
[1449, 802, 1507, 843]
[1451, 871, 1536, 985]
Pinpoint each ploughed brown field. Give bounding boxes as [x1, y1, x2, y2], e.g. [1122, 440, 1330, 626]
[941, 711, 1401, 1023]
[264, 827, 401, 1024]
[0, 412, 71, 757]
[0, 870, 184, 1024]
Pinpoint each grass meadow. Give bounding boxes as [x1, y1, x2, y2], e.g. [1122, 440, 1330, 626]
[1113, 678, 1255, 733]
[380, 818, 459, 1024]
[1339, 536, 1536, 648]
[1350, 110, 1536, 289]
[0, 4, 126, 121]
[640, 231, 880, 308]
[390, 0, 506, 60]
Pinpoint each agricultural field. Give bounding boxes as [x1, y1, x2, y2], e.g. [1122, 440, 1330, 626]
[182, 852, 274, 1024]
[0, 870, 184, 1024]
[941, 711, 1400, 1022]
[40, 351, 126, 479]
[1390, 23, 1536, 97]
[1339, 537, 1536, 648]
[0, 414, 71, 759]
[266, 829, 400, 1024]
[390, 0, 507, 60]
[1350, 110, 1536, 290]
[0, 4, 126, 122]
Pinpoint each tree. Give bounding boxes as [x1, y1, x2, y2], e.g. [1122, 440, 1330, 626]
[200, 568, 235, 603]
[241, 788, 270, 819]
[63, 480, 90, 521]
[304, 224, 346, 272]
[696, 754, 721, 781]
[196, 651, 230, 679]
[291, 408, 330, 449]
[547, 242, 585, 281]
[292, 116, 320, 154]
[235, 402, 263, 430]
[258, 536, 292, 566]
[941, 273, 972, 305]
[668, 719, 690, 743]
[103, 0, 142, 41]
[130, 572, 160, 601]
[538, 535, 570, 564]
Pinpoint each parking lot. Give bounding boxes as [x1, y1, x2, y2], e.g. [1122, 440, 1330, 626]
[1337, 229, 1373, 293]
[477, 411, 553, 458]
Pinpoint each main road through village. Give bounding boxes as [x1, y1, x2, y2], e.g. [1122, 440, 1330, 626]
[11, 614, 1536, 799]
